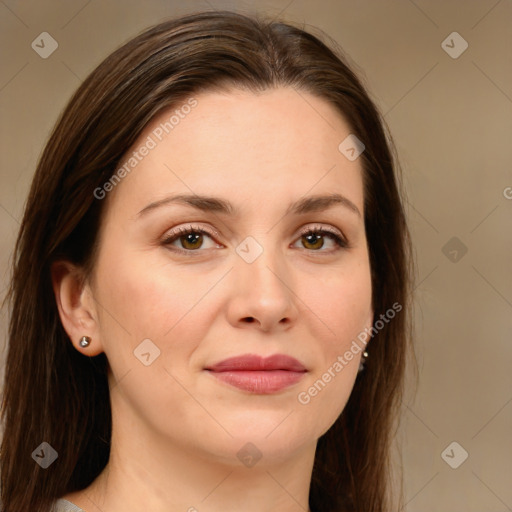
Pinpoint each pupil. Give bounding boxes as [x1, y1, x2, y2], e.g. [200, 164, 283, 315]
[185, 233, 201, 247]
[306, 233, 322, 248]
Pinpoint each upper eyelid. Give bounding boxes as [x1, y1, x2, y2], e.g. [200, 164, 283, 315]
[298, 224, 344, 237]
[167, 224, 221, 241]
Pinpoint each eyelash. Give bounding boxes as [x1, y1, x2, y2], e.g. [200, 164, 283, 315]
[161, 224, 349, 256]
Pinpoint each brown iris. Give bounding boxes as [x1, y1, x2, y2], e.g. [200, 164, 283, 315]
[180, 232, 204, 250]
[302, 233, 324, 250]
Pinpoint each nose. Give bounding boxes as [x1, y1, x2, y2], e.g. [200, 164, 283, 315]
[225, 240, 298, 333]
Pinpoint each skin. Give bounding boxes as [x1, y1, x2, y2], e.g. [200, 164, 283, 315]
[52, 86, 373, 512]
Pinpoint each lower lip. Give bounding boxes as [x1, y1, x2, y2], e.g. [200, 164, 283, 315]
[207, 370, 306, 394]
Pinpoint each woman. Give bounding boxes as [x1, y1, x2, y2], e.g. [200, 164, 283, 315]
[0, 9, 415, 512]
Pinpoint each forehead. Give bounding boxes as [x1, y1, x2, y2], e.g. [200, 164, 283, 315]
[103, 86, 364, 219]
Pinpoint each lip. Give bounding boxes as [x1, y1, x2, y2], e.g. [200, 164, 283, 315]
[205, 354, 307, 394]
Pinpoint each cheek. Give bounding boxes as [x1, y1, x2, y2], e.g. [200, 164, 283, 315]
[307, 263, 372, 349]
[93, 249, 221, 370]
[295, 279, 369, 432]
[93, 254, 217, 433]
[295, 262, 371, 417]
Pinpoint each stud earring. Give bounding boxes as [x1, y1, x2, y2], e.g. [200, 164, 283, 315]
[358, 350, 369, 373]
[79, 336, 91, 348]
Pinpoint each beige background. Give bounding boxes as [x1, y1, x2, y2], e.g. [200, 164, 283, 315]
[1, 1, 511, 511]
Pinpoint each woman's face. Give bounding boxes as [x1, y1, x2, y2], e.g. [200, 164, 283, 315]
[86, 86, 373, 465]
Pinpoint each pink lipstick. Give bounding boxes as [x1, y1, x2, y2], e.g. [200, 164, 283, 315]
[205, 354, 307, 394]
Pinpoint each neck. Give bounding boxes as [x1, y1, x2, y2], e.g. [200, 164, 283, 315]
[67, 398, 316, 512]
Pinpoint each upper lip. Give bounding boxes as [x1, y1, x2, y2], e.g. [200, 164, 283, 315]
[205, 354, 307, 372]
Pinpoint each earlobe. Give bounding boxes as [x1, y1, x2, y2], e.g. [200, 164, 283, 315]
[50, 260, 104, 356]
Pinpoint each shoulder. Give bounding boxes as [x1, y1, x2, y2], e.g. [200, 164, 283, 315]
[52, 498, 86, 512]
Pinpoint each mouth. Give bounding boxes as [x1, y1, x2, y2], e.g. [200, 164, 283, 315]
[204, 354, 307, 394]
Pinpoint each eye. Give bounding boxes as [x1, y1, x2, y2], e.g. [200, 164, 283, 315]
[161, 225, 222, 254]
[293, 225, 349, 253]
[161, 224, 349, 255]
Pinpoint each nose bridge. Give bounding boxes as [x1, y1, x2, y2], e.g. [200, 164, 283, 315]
[236, 233, 288, 289]
[231, 233, 296, 329]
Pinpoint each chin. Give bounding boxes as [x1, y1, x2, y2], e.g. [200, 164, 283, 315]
[218, 421, 315, 465]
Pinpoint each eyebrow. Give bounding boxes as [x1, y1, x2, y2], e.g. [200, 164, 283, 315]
[136, 192, 361, 218]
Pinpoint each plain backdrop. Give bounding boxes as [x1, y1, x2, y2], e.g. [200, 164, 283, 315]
[0, 1, 511, 511]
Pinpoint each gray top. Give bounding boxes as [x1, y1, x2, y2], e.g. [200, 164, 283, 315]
[52, 498, 86, 512]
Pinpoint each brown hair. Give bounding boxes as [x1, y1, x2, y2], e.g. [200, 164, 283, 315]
[1, 9, 416, 512]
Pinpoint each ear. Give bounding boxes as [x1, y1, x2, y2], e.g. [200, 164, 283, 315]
[51, 260, 104, 356]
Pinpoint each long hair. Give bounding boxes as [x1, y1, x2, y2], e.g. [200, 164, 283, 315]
[1, 10, 416, 512]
